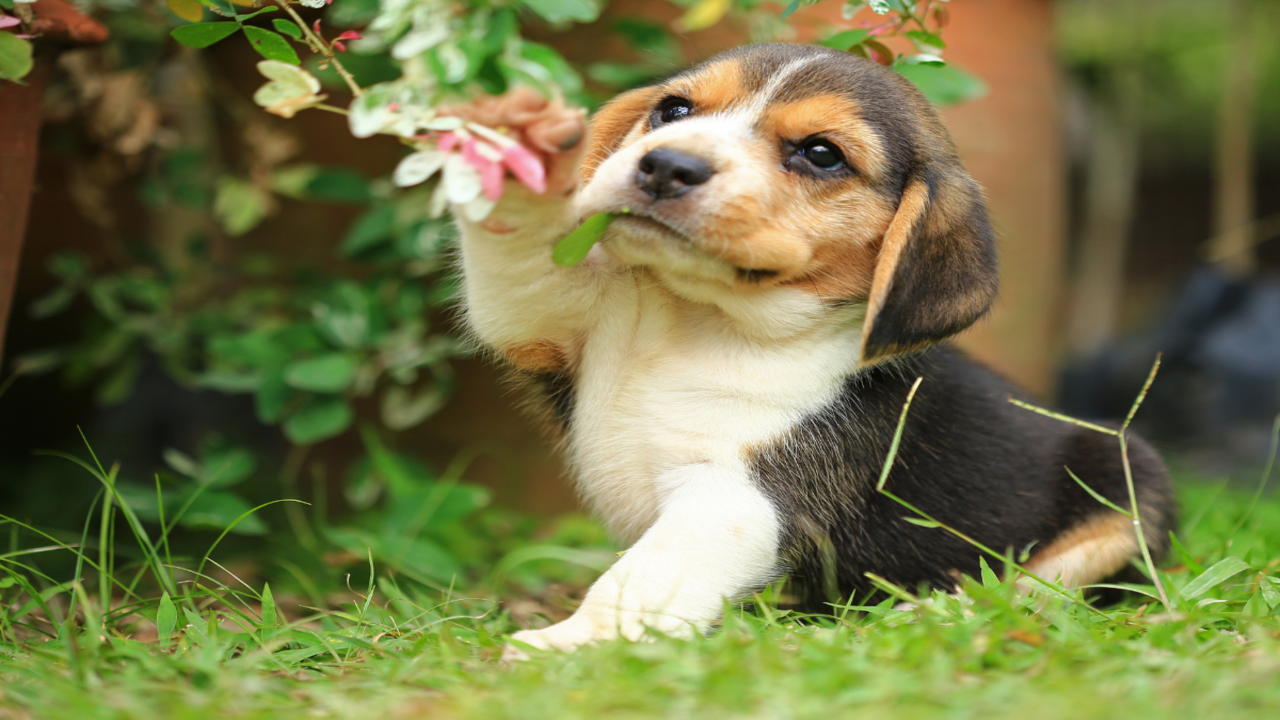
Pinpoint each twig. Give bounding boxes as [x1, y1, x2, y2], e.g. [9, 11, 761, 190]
[1008, 354, 1171, 608]
[275, 0, 363, 98]
[1117, 355, 1170, 606]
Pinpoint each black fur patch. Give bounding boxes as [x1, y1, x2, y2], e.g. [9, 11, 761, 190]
[750, 346, 1176, 609]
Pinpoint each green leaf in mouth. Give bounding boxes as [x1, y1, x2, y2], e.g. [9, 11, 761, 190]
[552, 211, 624, 267]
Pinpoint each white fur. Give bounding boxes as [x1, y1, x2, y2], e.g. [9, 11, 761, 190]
[457, 86, 869, 654]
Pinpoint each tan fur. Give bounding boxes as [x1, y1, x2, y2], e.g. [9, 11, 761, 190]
[1021, 512, 1138, 588]
[761, 95, 890, 180]
[858, 179, 931, 360]
[581, 87, 661, 181]
[502, 340, 569, 373]
[667, 60, 745, 114]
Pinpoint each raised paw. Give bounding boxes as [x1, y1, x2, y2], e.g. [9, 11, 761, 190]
[441, 87, 588, 200]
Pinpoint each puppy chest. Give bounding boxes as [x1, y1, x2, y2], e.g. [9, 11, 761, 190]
[563, 309, 856, 534]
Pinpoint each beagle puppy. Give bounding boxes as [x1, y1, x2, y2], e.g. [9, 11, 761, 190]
[450, 44, 1176, 653]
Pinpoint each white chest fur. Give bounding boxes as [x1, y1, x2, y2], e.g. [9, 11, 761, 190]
[564, 270, 865, 543]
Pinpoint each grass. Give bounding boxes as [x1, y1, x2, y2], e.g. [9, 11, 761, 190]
[2, 442, 1279, 719]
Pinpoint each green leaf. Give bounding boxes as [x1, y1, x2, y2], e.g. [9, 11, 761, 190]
[178, 490, 268, 535]
[342, 206, 397, 257]
[166, 0, 204, 22]
[269, 164, 319, 198]
[214, 177, 272, 236]
[284, 353, 359, 393]
[1262, 577, 1280, 610]
[380, 385, 446, 430]
[0, 31, 34, 83]
[201, 445, 256, 487]
[304, 169, 372, 204]
[327, 0, 380, 27]
[29, 286, 78, 320]
[523, 0, 599, 24]
[979, 557, 999, 589]
[243, 26, 300, 65]
[779, 0, 800, 19]
[259, 582, 283, 645]
[1182, 557, 1252, 600]
[905, 30, 946, 50]
[676, 0, 731, 30]
[162, 448, 201, 478]
[553, 212, 614, 266]
[313, 282, 378, 349]
[171, 22, 241, 49]
[114, 483, 165, 522]
[272, 18, 302, 40]
[894, 63, 988, 107]
[284, 395, 354, 444]
[255, 370, 293, 424]
[156, 592, 178, 646]
[611, 18, 679, 64]
[869, 0, 891, 13]
[820, 29, 871, 51]
[253, 60, 321, 112]
[261, 583, 278, 628]
[182, 607, 208, 644]
[1168, 531, 1204, 575]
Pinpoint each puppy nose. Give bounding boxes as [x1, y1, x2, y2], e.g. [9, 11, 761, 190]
[635, 148, 714, 200]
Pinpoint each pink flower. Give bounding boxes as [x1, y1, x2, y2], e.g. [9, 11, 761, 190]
[462, 138, 504, 201]
[332, 30, 361, 52]
[502, 145, 546, 195]
[0, 16, 19, 30]
[421, 127, 547, 205]
[437, 131, 460, 155]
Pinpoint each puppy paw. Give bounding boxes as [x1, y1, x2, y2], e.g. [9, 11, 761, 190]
[501, 608, 699, 662]
[502, 618, 607, 662]
[442, 87, 587, 201]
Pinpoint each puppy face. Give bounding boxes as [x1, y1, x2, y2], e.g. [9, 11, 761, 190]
[577, 44, 999, 362]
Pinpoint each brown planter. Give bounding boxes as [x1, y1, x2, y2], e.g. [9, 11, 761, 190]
[0, 0, 107, 363]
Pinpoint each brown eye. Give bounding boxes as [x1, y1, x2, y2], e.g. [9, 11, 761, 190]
[652, 97, 693, 128]
[801, 139, 845, 170]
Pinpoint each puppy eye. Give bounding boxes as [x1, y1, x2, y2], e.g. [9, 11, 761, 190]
[800, 140, 845, 170]
[652, 97, 693, 128]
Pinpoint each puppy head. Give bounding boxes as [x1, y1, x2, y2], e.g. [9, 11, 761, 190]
[577, 44, 998, 363]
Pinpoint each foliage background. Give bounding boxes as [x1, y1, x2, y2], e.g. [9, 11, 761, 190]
[1, 0, 1280, 716]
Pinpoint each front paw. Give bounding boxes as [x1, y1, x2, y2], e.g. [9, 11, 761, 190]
[503, 620, 605, 661]
[501, 607, 698, 661]
[442, 87, 587, 204]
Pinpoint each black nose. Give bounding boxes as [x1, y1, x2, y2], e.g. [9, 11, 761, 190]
[635, 147, 714, 200]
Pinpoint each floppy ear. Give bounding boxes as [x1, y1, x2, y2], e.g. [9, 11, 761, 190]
[858, 165, 999, 365]
[580, 86, 661, 182]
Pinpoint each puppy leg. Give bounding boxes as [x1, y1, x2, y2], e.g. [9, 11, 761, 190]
[1022, 429, 1176, 590]
[1021, 512, 1138, 588]
[506, 464, 782, 655]
[452, 91, 623, 372]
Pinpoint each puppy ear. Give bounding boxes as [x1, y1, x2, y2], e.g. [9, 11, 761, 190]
[580, 86, 661, 181]
[859, 165, 999, 364]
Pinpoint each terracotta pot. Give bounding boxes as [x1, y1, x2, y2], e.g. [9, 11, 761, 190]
[0, 0, 107, 363]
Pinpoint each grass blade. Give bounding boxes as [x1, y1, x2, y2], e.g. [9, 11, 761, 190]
[1064, 466, 1133, 517]
[1182, 556, 1252, 600]
[876, 377, 923, 492]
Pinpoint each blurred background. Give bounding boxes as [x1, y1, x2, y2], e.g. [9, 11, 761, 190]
[1, 0, 1277, 592]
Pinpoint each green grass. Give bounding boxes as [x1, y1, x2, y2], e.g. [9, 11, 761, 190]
[3, 460, 1280, 719]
